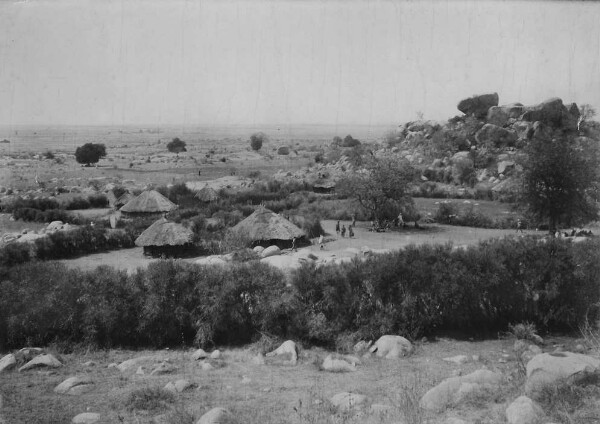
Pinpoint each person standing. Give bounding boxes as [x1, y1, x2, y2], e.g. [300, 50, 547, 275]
[348, 225, 354, 238]
[292, 237, 297, 251]
[341, 225, 346, 237]
[336, 220, 340, 235]
[318, 234, 324, 250]
[517, 219, 523, 233]
[351, 214, 356, 227]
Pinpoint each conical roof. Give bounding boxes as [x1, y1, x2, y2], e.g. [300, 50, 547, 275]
[195, 185, 219, 202]
[120, 190, 177, 213]
[135, 218, 194, 247]
[232, 207, 305, 241]
[115, 192, 134, 207]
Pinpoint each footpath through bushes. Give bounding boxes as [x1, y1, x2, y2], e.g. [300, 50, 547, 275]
[0, 236, 598, 351]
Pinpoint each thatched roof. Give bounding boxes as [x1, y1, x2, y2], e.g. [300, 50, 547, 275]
[135, 218, 194, 247]
[120, 190, 177, 213]
[232, 207, 305, 241]
[115, 192, 134, 207]
[105, 190, 118, 207]
[195, 185, 219, 202]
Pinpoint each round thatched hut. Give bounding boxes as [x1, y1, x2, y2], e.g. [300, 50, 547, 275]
[120, 190, 177, 218]
[135, 218, 195, 257]
[232, 206, 306, 248]
[195, 185, 219, 203]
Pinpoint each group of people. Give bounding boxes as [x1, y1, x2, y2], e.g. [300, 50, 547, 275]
[335, 220, 354, 238]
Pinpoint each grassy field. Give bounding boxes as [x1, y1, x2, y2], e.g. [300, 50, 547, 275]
[1, 336, 596, 424]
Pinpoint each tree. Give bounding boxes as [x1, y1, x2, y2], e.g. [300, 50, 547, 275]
[521, 134, 600, 234]
[167, 138, 187, 154]
[338, 157, 417, 221]
[250, 132, 267, 151]
[75, 143, 106, 166]
[578, 104, 597, 131]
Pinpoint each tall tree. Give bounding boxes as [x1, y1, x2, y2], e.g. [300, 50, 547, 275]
[167, 138, 187, 154]
[75, 143, 106, 166]
[521, 134, 600, 234]
[339, 157, 417, 221]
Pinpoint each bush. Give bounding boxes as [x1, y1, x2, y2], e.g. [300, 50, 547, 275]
[250, 132, 267, 151]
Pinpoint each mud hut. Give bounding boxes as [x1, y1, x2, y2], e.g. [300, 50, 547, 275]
[313, 180, 336, 194]
[120, 190, 177, 218]
[135, 218, 195, 257]
[232, 206, 306, 248]
[195, 185, 220, 203]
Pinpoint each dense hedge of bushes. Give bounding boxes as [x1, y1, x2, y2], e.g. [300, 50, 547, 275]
[0, 237, 598, 351]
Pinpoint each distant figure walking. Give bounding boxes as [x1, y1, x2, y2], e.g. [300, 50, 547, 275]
[336, 221, 340, 235]
[351, 214, 356, 227]
[292, 237, 297, 251]
[398, 213, 404, 228]
[348, 225, 354, 238]
[517, 219, 524, 233]
[341, 225, 346, 237]
[318, 234, 324, 250]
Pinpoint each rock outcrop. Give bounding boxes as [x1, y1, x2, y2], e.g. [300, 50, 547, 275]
[458, 93, 499, 118]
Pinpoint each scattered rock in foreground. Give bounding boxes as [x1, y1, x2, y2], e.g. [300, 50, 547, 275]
[71, 412, 100, 424]
[0, 354, 16, 373]
[506, 395, 544, 424]
[191, 348, 208, 361]
[368, 335, 413, 359]
[196, 407, 234, 424]
[525, 352, 600, 395]
[420, 369, 503, 411]
[266, 340, 298, 364]
[443, 355, 470, 365]
[322, 355, 356, 372]
[54, 375, 94, 395]
[18, 354, 62, 372]
[150, 361, 177, 376]
[330, 392, 367, 412]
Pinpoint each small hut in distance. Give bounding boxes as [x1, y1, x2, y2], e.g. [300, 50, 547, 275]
[232, 206, 306, 248]
[135, 218, 195, 257]
[120, 190, 177, 218]
[195, 185, 220, 203]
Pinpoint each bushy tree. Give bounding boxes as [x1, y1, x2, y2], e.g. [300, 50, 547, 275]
[521, 134, 600, 234]
[75, 143, 106, 166]
[167, 138, 186, 154]
[338, 157, 417, 221]
[250, 132, 267, 151]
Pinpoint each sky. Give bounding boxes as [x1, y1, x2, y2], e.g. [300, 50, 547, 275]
[0, 0, 599, 127]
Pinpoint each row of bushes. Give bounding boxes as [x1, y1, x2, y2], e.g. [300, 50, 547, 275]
[0, 226, 136, 267]
[11, 208, 80, 224]
[1, 194, 109, 213]
[1, 237, 597, 350]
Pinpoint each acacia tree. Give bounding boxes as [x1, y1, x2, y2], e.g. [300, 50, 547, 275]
[521, 134, 600, 234]
[250, 132, 267, 151]
[75, 143, 106, 166]
[167, 138, 187, 154]
[339, 157, 418, 222]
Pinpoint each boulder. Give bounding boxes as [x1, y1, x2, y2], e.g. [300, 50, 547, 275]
[266, 340, 298, 364]
[260, 245, 281, 258]
[511, 121, 534, 140]
[46, 221, 64, 232]
[330, 392, 367, 412]
[475, 124, 518, 147]
[200, 362, 214, 371]
[196, 407, 233, 424]
[18, 354, 62, 372]
[353, 340, 373, 353]
[54, 376, 94, 395]
[210, 350, 221, 360]
[0, 354, 16, 373]
[525, 352, 600, 394]
[487, 103, 524, 126]
[497, 161, 515, 175]
[520, 98, 568, 127]
[252, 246, 265, 254]
[506, 396, 544, 424]
[150, 362, 177, 376]
[458, 93, 499, 118]
[71, 413, 100, 424]
[420, 369, 503, 411]
[165, 379, 194, 393]
[443, 355, 470, 365]
[277, 146, 290, 155]
[368, 335, 413, 359]
[322, 355, 356, 372]
[116, 355, 156, 372]
[14, 347, 44, 363]
[191, 348, 208, 361]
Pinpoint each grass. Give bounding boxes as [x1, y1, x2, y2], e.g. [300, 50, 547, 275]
[125, 386, 175, 411]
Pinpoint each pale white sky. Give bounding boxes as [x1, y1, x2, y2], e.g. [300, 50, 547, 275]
[0, 0, 599, 126]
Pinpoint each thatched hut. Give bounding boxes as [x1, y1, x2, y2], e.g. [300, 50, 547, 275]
[232, 206, 306, 248]
[115, 192, 134, 209]
[120, 190, 177, 218]
[313, 180, 336, 194]
[195, 185, 219, 203]
[135, 218, 195, 257]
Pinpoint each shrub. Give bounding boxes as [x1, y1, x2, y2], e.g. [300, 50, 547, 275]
[125, 387, 175, 411]
[0, 242, 31, 268]
[250, 132, 267, 151]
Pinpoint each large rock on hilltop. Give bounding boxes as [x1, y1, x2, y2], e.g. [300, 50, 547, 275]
[475, 123, 518, 147]
[525, 352, 600, 395]
[487, 103, 524, 126]
[458, 93, 499, 118]
[520, 97, 577, 128]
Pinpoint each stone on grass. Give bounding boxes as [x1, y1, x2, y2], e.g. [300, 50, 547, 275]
[201, 362, 214, 371]
[322, 355, 356, 372]
[260, 245, 281, 258]
[18, 354, 62, 372]
[330, 392, 367, 412]
[266, 340, 298, 364]
[150, 362, 177, 376]
[252, 353, 265, 365]
[54, 376, 94, 395]
[71, 412, 100, 424]
[443, 355, 469, 365]
[15, 347, 44, 363]
[192, 348, 208, 360]
[196, 407, 233, 424]
[368, 335, 413, 359]
[420, 369, 503, 412]
[506, 396, 543, 424]
[525, 352, 600, 395]
[82, 361, 97, 367]
[116, 356, 154, 372]
[0, 354, 16, 373]
[210, 350, 221, 360]
[136, 366, 145, 375]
